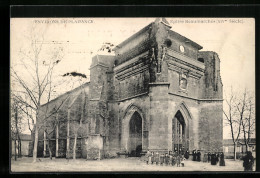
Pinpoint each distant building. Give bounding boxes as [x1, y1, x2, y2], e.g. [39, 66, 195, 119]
[223, 138, 256, 159]
[34, 18, 223, 159]
[12, 133, 31, 157]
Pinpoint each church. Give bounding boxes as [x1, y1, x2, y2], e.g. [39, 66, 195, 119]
[36, 18, 223, 159]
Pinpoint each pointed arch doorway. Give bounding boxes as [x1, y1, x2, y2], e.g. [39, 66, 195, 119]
[172, 111, 188, 154]
[128, 111, 142, 157]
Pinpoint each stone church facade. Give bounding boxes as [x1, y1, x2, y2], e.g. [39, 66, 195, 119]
[36, 18, 223, 159]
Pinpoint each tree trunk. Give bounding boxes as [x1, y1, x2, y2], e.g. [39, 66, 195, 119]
[14, 139, 17, 161]
[14, 106, 18, 160]
[73, 133, 77, 160]
[33, 125, 38, 163]
[47, 138, 52, 160]
[56, 123, 59, 158]
[66, 109, 70, 159]
[233, 142, 237, 161]
[18, 140, 22, 158]
[17, 129, 21, 158]
[43, 131, 46, 157]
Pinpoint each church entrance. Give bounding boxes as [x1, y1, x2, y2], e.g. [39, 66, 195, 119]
[128, 111, 142, 157]
[172, 111, 186, 154]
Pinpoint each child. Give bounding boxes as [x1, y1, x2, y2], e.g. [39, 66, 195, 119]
[176, 155, 181, 167]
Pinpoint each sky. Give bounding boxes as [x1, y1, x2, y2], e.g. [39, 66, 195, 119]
[11, 18, 255, 138]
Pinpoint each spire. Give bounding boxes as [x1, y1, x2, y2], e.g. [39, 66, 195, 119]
[154, 18, 172, 28]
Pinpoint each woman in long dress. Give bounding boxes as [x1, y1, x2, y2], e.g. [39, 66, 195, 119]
[192, 150, 196, 161]
[184, 150, 189, 160]
[211, 153, 217, 165]
[219, 152, 225, 166]
[197, 151, 201, 162]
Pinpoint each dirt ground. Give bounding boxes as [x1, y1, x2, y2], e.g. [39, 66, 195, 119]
[10, 157, 255, 172]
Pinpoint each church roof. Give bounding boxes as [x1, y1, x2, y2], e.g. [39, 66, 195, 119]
[168, 30, 203, 50]
[113, 22, 153, 50]
[41, 82, 90, 108]
[113, 18, 203, 52]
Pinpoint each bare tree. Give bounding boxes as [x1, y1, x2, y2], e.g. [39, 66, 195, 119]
[223, 87, 243, 160]
[11, 24, 65, 162]
[61, 74, 88, 160]
[42, 99, 70, 159]
[223, 87, 255, 160]
[238, 90, 255, 152]
[10, 97, 23, 160]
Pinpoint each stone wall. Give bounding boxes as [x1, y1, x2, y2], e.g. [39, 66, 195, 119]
[198, 51, 223, 99]
[167, 94, 199, 151]
[85, 134, 104, 160]
[148, 83, 169, 152]
[168, 67, 202, 99]
[114, 24, 153, 65]
[107, 95, 150, 155]
[167, 31, 200, 60]
[199, 101, 223, 152]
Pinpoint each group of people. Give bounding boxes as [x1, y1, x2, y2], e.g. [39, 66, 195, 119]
[191, 150, 202, 162]
[191, 150, 226, 166]
[144, 149, 254, 171]
[144, 150, 185, 167]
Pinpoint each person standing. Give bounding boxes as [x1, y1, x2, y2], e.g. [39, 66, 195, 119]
[203, 152, 208, 163]
[197, 150, 201, 162]
[160, 153, 165, 166]
[184, 150, 189, 160]
[208, 152, 211, 163]
[243, 151, 254, 171]
[165, 153, 169, 166]
[176, 155, 181, 167]
[192, 149, 196, 161]
[155, 152, 159, 165]
[145, 150, 150, 164]
[180, 148, 184, 156]
[151, 152, 154, 164]
[172, 154, 176, 166]
[216, 153, 219, 165]
[219, 152, 225, 166]
[174, 150, 178, 157]
[169, 153, 173, 166]
[211, 153, 217, 165]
